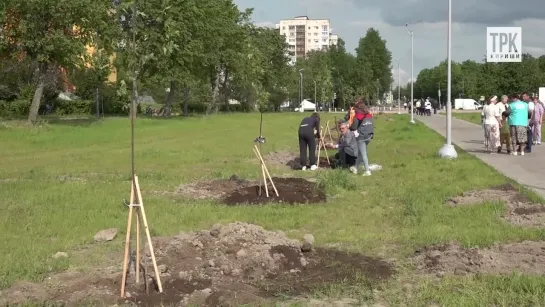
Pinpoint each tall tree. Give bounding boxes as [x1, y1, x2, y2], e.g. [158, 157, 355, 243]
[355, 28, 393, 103]
[0, 0, 117, 122]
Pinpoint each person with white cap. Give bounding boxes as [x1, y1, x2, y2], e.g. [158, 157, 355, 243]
[481, 95, 501, 153]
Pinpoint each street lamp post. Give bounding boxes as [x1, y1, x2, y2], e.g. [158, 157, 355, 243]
[438, 0, 457, 159]
[299, 69, 304, 112]
[376, 79, 380, 105]
[406, 23, 417, 124]
[394, 58, 401, 114]
[313, 80, 317, 111]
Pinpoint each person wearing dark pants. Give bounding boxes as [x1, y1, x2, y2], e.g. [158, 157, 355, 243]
[298, 112, 321, 171]
[522, 92, 534, 153]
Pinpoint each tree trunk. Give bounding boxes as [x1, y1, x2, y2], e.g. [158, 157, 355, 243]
[28, 67, 45, 123]
[222, 68, 230, 112]
[161, 80, 177, 117]
[131, 78, 139, 119]
[183, 86, 189, 117]
[206, 68, 221, 114]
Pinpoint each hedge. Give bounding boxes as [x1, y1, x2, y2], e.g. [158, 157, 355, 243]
[0, 99, 94, 118]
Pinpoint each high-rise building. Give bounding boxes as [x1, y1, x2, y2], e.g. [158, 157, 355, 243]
[275, 16, 338, 65]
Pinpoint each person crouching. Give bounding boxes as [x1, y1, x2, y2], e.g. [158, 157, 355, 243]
[326, 121, 358, 174]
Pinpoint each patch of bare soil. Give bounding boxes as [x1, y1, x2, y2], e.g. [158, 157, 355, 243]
[175, 175, 252, 200]
[412, 241, 545, 277]
[0, 223, 394, 307]
[176, 175, 326, 205]
[266, 151, 334, 170]
[446, 183, 545, 227]
[222, 177, 326, 205]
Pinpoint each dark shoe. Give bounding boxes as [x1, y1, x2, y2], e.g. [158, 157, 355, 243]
[507, 150, 511, 155]
[497, 147, 502, 153]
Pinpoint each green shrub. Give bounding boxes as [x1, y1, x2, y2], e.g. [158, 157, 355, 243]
[0, 99, 30, 118]
[52, 99, 93, 115]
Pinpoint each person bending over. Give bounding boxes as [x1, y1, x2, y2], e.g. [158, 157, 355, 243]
[326, 121, 358, 174]
[298, 112, 321, 170]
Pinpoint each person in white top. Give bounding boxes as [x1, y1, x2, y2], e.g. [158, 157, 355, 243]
[481, 95, 502, 153]
[497, 95, 511, 153]
[424, 99, 432, 116]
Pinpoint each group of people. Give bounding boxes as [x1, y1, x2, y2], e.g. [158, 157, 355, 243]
[297, 99, 375, 176]
[481, 92, 543, 155]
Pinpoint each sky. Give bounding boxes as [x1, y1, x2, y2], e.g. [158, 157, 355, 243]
[233, 0, 545, 86]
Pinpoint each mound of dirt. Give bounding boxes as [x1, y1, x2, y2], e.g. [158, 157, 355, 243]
[412, 241, 545, 277]
[222, 177, 326, 205]
[175, 175, 252, 200]
[0, 223, 394, 307]
[266, 151, 334, 170]
[176, 175, 326, 205]
[446, 183, 545, 227]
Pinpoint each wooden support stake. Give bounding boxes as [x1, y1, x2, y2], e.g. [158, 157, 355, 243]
[261, 164, 269, 197]
[253, 145, 279, 196]
[133, 176, 163, 293]
[319, 127, 330, 165]
[326, 121, 334, 143]
[135, 207, 140, 283]
[120, 179, 135, 297]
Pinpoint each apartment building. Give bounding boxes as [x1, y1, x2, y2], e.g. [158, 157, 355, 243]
[275, 16, 338, 65]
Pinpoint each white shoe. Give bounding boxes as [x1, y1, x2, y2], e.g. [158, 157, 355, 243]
[362, 171, 371, 176]
[512, 151, 517, 156]
[310, 165, 318, 171]
[349, 166, 358, 174]
[302, 166, 307, 171]
[521, 151, 525, 156]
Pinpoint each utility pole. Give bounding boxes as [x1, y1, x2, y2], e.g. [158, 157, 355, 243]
[438, 0, 457, 159]
[394, 58, 401, 114]
[376, 79, 379, 105]
[314, 80, 317, 111]
[406, 22, 419, 124]
[299, 69, 304, 112]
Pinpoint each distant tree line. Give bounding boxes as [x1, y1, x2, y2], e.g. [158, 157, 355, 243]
[0, 0, 397, 122]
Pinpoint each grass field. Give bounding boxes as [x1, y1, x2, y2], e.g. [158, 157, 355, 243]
[2, 113, 545, 306]
[453, 112, 481, 125]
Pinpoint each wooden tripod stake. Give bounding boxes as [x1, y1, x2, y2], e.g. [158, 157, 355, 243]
[253, 145, 279, 197]
[120, 175, 163, 297]
[316, 127, 331, 166]
[325, 120, 335, 143]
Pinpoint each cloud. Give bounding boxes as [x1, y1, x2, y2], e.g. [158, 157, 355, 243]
[233, 0, 545, 81]
[349, 0, 545, 26]
[254, 21, 275, 28]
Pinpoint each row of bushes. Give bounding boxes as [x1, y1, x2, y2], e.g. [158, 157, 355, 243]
[0, 99, 256, 118]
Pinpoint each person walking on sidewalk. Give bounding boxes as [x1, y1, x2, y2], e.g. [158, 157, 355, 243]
[531, 95, 544, 145]
[482, 95, 501, 153]
[298, 112, 321, 170]
[503, 93, 531, 156]
[497, 95, 511, 154]
[522, 92, 534, 153]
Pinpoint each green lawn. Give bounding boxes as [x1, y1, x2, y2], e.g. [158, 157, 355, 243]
[1, 113, 545, 306]
[453, 112, 482, 125]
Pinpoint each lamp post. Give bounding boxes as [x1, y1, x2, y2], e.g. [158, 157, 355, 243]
[405, 22, 417, 124]
[438, 0, 457, 159]
[299, 69, 304, 112]
[376, 79, 380, 105]
[313, 80, 317, 111]
[394, 58, 401, 114]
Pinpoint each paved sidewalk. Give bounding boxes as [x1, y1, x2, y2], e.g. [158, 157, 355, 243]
[417, 115, 545, 198]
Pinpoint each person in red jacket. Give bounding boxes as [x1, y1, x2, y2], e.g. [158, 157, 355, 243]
[349, 104, 374, 176]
